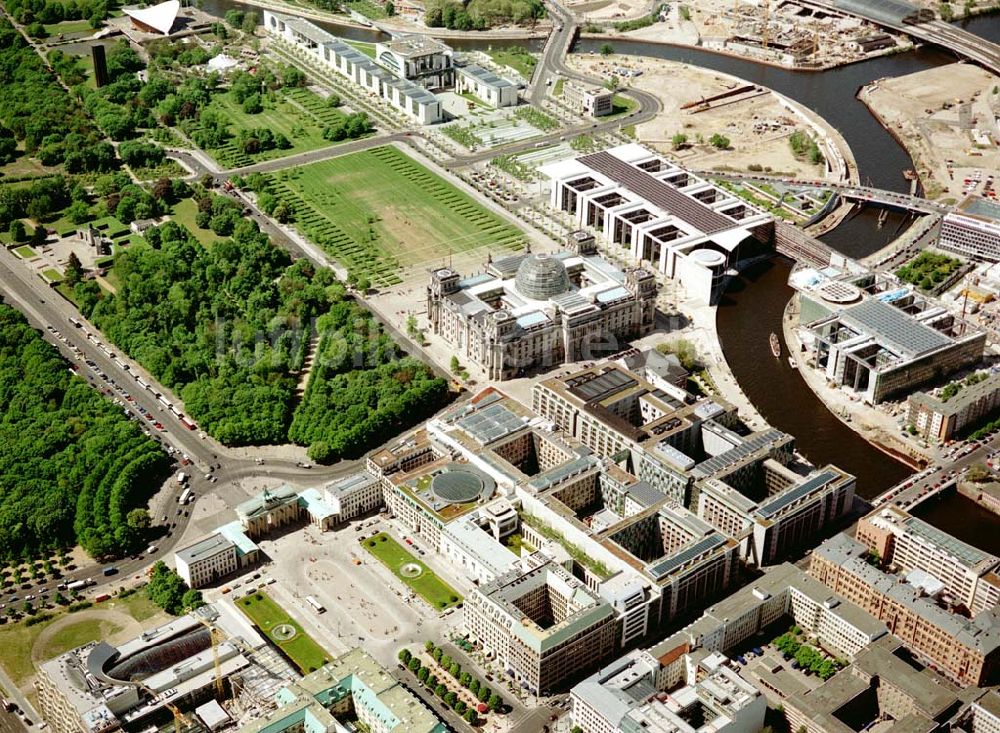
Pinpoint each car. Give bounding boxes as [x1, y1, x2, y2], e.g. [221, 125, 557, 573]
[296, 462, 312, 469]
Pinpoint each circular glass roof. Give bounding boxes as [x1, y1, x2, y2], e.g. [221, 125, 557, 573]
[515, 254, 570, 301]
[431, 470, 486, 504]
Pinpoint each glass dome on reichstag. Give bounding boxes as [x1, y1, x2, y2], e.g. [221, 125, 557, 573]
[515, 254, 570, 301]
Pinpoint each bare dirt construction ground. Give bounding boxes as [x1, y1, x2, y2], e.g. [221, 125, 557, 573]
[860, 63, 1000, 203]
[568, 54, 840, 179]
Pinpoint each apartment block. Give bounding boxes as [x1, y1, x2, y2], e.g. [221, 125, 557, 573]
[857, 505, 1000, 616]
[571, 648, 765, 733]
[938, 195, 1000, 262]
[906, 373, 1000, 442]
[809, 534, 1000, 687]
[466, 559, 618, 694]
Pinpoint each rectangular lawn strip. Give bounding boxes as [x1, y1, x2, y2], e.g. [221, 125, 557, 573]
[361, 532, 462, 610]
[270, 146, 523, 284]
[237, 592, 332, 673]
[13, 245, 36, 259]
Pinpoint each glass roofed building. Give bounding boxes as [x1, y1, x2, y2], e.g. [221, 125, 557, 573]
[427, 232, 657, 380]
[791, 263, 985, 403]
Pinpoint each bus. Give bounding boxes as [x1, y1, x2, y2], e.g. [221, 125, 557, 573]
[179, 416, 197, 431]
[178, 487, 192, 505]
[305, 596, 325, 614]
[68, 317, 81, 328]
[157, 394, 172, 410]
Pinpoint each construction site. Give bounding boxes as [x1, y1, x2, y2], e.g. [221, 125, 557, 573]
[859, 62, 1000, 202]
[585, 0, 912, 69]
[34, 602, 296, 733]
[567, 52, 855, 182]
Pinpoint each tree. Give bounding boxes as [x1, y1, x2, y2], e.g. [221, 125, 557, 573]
[671, 133, 688, 150]
[488, 693, 501, 711]
[600, 43, 614, 56]
[126, 508, 150, 529]
[8, 220, 26, 242]
[408, 656, 422, 673]
[435, 683, 447, 697]
[449, 662, 461, 678]
[424, 640, 436, 653]
[460, 672, 472, 687]
[444, 691, 457, 707]
[180, 588, 204, 611]
[464, 710, 478, 724]
[477, 686, 491, 702]
[54, 591, 67, 605]
[399, 648, 412, 664]
[417, 666, 430, 682]
[450, 356, 461, 374]
[242, 11, 258, 34]
[709, 133, 731, 149]
[469, 678, 480, 695]
[386, 0, 396, 15]
[65, 252, 84, 284]
[67, 200, 91, 225]
[432, 647, 444, 663]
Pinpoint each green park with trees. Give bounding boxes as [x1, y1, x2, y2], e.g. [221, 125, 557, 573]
[0, 303, 170, 560]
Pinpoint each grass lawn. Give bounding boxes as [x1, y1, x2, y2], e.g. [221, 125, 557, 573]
[606, 94, 638, 119]
[0, 616, 58, 685]
[361, 532, 461, 610]
[238, 592, 331, 673]
[269, 146, 524, 286]
[170, 198, 226, 246]
[197, 87, 350, 169]
[42, 268, 63, 282]
[43, 18, 94, 36]
[106, 593, 162, 623]
[13, 245, 36, 259]
[35, 618, 123, 662]
[486, 47, 537, 78]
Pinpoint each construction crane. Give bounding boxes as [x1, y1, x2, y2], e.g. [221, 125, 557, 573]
[136, 682, 191, 733]
[196, 616, 227, 701]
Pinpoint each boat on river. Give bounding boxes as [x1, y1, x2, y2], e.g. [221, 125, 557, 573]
[770, 332, 781, 358]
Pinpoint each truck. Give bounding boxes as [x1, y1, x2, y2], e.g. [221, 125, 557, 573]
[176, 472, 188, 486]
[66, 579, 92, 591]
[305, 596, 325, 614]
[178, 487, 192, 505]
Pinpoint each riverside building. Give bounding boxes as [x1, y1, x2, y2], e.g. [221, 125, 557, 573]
[541, 144, 774, 304]
[791, 264, 985, 403]
[263, 11, 444, 124]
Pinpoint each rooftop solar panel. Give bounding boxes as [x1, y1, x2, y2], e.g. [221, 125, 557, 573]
[842, 298, 951, 357]
[645, 535, 724, 579]
[757, 470, 839, 519]
[578, 151, 735, 235]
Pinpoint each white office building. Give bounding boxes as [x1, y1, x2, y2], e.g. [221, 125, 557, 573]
[455, 64, 518, 107]
[263, 11, 443, 124]
[939, 195, 1000, 262]
[541, 144, 774, 304]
